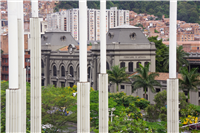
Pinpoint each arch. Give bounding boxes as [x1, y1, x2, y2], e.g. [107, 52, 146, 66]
[41, 60, 44, 76]
[69, 66, 74, 77]
[137, 62, 141, 68]
[61, 66, 65, 77]
[128, 62, 133, 72]
[120, 62, 125, 68]
[106, 62, 109, 70]
[145, 62, 149, 67]
[53, 65, 57, 76]
[88, 67, 91, 79]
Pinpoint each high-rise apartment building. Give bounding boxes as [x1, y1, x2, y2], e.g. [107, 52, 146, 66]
[47, 7, 129, 41]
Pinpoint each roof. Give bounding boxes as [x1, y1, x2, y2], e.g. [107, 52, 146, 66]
[162, 41, 200, 46]
[106, 25, 150, 44]
[129, 72, 182, 81]
[59, 45, 92, 51]
[112, 25, 140, 29]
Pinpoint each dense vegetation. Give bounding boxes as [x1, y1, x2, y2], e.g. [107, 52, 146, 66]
[54, 1, 200, 24]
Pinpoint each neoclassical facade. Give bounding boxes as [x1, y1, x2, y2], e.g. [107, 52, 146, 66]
[41, 25, 156, 92]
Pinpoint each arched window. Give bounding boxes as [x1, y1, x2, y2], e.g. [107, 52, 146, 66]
[145, 62, 149, 67]
[137, 62, 141, 68]
[41, 60, 44, 76]
[53, 65, 57, 76]
[88, 67, 91, 79]
[70, 66, 74, 77]
[128, 62, 133, 72]
[120, 62, 125, 68]
[106, 62, 109, 70]
[61, 66, 65, 77]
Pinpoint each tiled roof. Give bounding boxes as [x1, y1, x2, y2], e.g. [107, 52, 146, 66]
[129, 72, 182, 81]
[59, 45, 92, 51]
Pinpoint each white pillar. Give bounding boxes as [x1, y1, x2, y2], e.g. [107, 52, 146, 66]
[99, 0, 108, 132]
[30, 17, 41, 133]
[167, 0, 179, 132]
[77, 0, 90, 132]
[169, 0, 177, 79]
[8, 0, 18, 88]
[100, 0, 106, 74]
[79, 0, 87, 82]
[32, 0, 38, 18]
[6, 0, 21, 132]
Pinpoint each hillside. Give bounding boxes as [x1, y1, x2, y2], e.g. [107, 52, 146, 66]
[54, 1, 200, 24]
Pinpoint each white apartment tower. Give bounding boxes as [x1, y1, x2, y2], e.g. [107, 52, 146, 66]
[47, 7, 129, 41]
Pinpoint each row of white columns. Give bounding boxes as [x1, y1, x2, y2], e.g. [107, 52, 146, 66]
[5, 0, 179, 132]
[6, 0, 41, 132]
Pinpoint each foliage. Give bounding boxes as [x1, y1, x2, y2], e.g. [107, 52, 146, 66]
[42, 85, 77, 132]
[179, 67, 200, 103]
[108, 92, 150, 110]
[1, 49, 3, 54]
[92, 108, 154, 133]
[154, 29, 159, 33]
[148, 36, 168, 72]
[131, 63, 161, 99]
[1, 81, 8, 132]
[145, 90, 188, 122]
[54, 1, 200, 24]
[146, 121, 167, 133]
[107, 65, 129, 92]
[163, 46, 189, 72]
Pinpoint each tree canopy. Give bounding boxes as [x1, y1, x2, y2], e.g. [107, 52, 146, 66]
[54, 1, 200, 24]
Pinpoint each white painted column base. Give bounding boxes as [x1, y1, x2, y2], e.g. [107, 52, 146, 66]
[6, 89, 21, 132]
[167, 78, 179, 133]
[77, 82, 90, 133]
[99, 74, 108, 133]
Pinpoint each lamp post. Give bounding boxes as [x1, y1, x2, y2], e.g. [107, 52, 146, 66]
[167, 0, 179, 132]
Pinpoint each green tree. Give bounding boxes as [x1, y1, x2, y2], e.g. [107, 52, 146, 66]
[148, 36, 168, 72]
[107, 65, 129, 92]
[179, 67, 200, 103]
[145, 90, 188, 122]
[42, 85, 77, 132]
[131, 63, 161, 99]
[163, 46, 189, 72]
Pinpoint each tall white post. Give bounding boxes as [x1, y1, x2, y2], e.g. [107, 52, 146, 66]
[17, 0, 26, 131]
[99, 0, 108, 132]
[167, 0, 179, 132]
[77, 0, 90, 132]
[30, 0, 41, 132]
[6, 0, 21, 132]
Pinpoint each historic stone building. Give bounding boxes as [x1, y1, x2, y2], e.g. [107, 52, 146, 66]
[41, 25, 156, 92]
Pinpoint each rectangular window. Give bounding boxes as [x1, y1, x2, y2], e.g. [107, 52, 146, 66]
[121, 85, 124, 89]
[199, 92, 200, 97]
[156, 88, 160, 92]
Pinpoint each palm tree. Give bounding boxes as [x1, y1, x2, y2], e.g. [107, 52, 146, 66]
[131, 63, 161, 99]
[164, 45, 189, 72]
[179, 67, 200, 103]
[107, 65, 129, 92]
